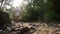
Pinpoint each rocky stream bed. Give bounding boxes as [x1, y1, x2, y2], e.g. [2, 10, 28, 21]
[10, 22, 60, 34]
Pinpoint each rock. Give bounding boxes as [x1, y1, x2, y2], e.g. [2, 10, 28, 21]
[0, 11, 11, 30]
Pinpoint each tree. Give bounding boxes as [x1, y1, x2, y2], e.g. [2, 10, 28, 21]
[20, 0, 60, 22]
[20, 0, 49, 22]
[0, 0, 13, 9]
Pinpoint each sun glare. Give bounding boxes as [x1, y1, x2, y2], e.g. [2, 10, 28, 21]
[12, 0, 23, 8]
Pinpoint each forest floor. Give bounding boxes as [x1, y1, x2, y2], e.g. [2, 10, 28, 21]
[10, 22, 60, 34]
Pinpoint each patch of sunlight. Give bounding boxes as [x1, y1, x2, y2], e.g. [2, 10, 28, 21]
[6, 6, 11, 9]
[33, 33, 37, 34]
[19, 16, 22, 19]
[22, 7, 25, 10]
[0, 3, 1, 6]
[23, 1, 29, 6]
[43, 0, 47, 3]
[35, 6, 37, 8]
[31, 5, 33, 7]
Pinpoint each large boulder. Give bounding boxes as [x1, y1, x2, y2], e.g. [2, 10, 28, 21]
[0, 10, 11, 29]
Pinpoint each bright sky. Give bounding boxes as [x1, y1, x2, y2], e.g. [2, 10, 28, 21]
[12, 0, 23, 8]
[5, 0, 30, 9]
[12, 0, 30, 8]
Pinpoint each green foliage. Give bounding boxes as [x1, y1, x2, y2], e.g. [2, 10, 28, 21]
[20, 0, 60, 22]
